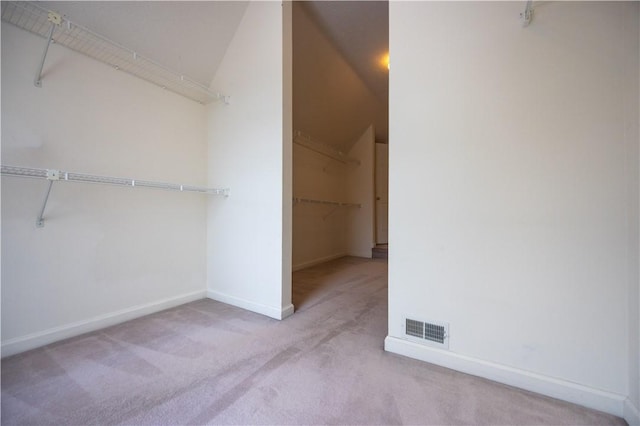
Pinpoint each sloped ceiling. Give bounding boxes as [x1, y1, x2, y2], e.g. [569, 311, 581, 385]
[302, 1, 389, 104]
[40, 1, 249, 86]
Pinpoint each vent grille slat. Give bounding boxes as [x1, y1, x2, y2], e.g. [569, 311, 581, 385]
[425, 323, 445, 344]
[405, 319, 424, 338]
[404, 317, 449, 349]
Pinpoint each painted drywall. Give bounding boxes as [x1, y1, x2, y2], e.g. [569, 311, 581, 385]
[346, 125, 375, 258]
[386, 1, 638, 418]
[206, 1, 293, 320]
[293, 2, 387, 149]
[625, 3, 640, 423]
[1, 24, 207, 355]
[282, 1, 293, 312]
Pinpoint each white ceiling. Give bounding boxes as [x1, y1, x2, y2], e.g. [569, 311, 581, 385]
[302, 1, 389, 103]
[41, 1, 249, 86]
[36, 1, 388, 103]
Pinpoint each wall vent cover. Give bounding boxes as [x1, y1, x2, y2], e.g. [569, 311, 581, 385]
[403, 317, 449, 349]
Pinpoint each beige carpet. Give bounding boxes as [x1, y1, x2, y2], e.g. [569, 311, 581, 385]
[1, 257, 626, 425]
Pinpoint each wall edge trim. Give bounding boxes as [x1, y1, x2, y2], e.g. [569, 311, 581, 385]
[384, 336, 626, 417]
[281, 303, 295, 319]
[347, 250, 373, 259]
[1, 290, 207, 358]
[624, 398, 640, 426]
[206, 290, 292, 320]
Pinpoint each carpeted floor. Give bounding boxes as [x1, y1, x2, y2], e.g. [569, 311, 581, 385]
[1, 257, 626, 425]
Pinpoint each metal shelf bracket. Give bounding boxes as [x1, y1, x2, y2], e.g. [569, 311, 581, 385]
[520, 0, 533, 27]
[36, 169, 60, 227]
[322, 206, 339, 221]
[34, 11, 61, 87]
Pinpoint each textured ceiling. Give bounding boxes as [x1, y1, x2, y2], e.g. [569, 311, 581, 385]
[40, 1, 249, 86]
[302, 1, 389, 103]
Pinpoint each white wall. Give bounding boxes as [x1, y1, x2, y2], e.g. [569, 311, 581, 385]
[206, 1, 292, 320]
[385, 1, 639, 419]
[347, 125, 375, 258]
[625, 2, 640, 423]
[1, 24, 208, 356]
[282, 0, 293, 313]
[293, 2, 387, 149]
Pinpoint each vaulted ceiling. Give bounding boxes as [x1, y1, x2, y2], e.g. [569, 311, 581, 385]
[301, 1, 388, 104]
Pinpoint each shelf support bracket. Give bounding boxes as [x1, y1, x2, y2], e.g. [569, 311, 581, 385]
[520, 0, 533, 27]
[322, 206, 340, 221]
[36, 181, 54, 228]
[34, 11, 62, 88]
[36, 169, 60, 228]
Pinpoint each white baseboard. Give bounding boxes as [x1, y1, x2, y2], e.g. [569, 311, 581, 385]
[1, 290, 206, 358]
[384, 336, 626, 418]
[280, 303, 295, 319]
[292, 252, 347, 271]
[625, 398, 640, 426]
[207, 290, 294, 320]
[347, 250, 373, 259]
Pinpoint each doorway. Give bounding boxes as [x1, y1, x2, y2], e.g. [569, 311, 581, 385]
[291, 1, 389, 305]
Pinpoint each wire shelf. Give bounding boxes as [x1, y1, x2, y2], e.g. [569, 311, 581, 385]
[1, 1, 227, 104]
[293, 131, 360, 166]
[293, 197, 361, 208]
[1, 165, 229, 196]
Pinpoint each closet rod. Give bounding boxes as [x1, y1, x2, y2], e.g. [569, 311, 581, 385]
[293, 197, 361, 208]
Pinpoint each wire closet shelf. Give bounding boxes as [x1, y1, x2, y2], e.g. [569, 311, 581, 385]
[1, 165, 229, 196]
[1, 165, 229, 228]
[293, 132, 360, 166]
[293, 197, 361, 209]
[1, 1, 227, 104]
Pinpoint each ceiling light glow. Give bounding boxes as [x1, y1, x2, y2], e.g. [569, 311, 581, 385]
[379, 53, 390, 71]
